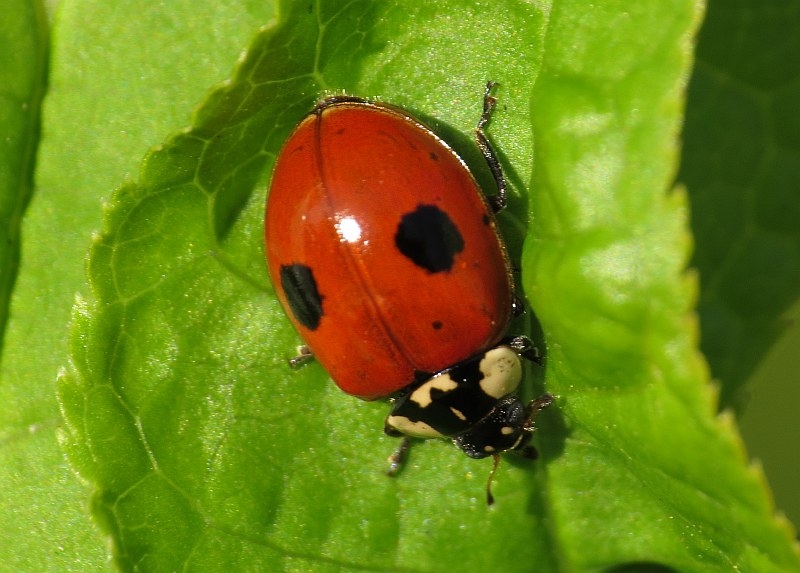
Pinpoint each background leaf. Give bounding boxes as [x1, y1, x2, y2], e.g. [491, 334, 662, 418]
[678, 0, 800, 533]
[0, 0, 45, 347]
[681, 0, 800, 410]
[0, 0, 273, 570]
[0, 2, 98, 571]
[2, 0, 799, 571]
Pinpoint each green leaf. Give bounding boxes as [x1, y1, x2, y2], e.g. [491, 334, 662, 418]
[0, 3, 98, 571]
[0, 0, 45, 347]
[678, 0, 800, 554]
[527, 1, 798, 570]
[2, 0, 798, 571]
[57, 0, 800, 570]
[0, 0, 273, 570]
[679, 0, 800, 409]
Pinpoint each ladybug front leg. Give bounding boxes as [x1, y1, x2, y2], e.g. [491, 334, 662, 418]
[505, 335, 543, 365]
[524, 393, 555, 431]
[515, 393, 555, 459]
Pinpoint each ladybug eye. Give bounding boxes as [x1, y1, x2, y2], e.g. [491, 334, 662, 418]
[279, 263, 324, 331]
[394, 204, 465, 273]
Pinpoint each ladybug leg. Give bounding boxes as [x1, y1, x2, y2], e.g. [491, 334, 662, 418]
[506, 335, 542, 364]
[521, 393, 554, 439]
[385, 436, 412, 477]
[512, 393, 554, 459]
[524, 393, 554, 430]
[475, 81, 507, 213]
[511, 294, 526, 317]
[288, 345, 314, 368]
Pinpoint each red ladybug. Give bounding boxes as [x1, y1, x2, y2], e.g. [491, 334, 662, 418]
[265, 83, 551, 489]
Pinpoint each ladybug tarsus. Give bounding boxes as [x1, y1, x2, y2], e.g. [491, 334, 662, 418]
[386, 436, 412, 477]
[478, 81, 498, 131]
[476, 81, 507, 213]
[506, 335, 542, 365]
[288, 345, 314, 368]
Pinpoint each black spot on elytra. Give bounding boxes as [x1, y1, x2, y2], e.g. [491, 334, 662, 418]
[395, 204, 464, 273]
[432, 320, 443, 330]
[280, 264, 324, 331]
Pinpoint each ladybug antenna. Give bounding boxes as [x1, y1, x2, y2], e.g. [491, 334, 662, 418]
[486, 454, 502, 506]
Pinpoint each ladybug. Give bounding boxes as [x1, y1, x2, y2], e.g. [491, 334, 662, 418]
[265, 83, 552, 500]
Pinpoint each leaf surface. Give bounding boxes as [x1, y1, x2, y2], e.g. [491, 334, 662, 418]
[0, 1, 272, 570]
[2, 0, 797, 571]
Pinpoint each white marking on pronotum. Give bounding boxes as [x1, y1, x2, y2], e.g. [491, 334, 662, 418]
[385, 416, 443, 439]
[409, 375, 457, 408]
[478, 346, 523, 399]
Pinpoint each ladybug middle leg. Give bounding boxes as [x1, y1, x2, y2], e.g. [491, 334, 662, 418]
[288, 345, 314, 368]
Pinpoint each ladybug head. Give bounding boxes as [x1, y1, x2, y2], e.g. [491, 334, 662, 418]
[452, 394, 531, 458]
[453, 392, 553, 505]
[452, 392, 554, 458]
